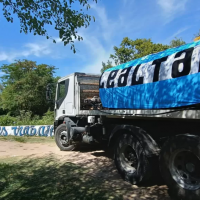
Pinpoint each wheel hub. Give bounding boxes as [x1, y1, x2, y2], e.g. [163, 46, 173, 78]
[128, 153, 136, 162]
[170, 150, 200, 190]
[186, 163, 195, 173]
[60, 131, 69, 146]
[120, 145, 138, 173]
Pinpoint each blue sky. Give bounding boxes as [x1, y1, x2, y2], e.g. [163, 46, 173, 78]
[0, 0, 200, 77]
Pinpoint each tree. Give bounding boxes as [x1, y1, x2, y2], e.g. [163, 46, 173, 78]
[101, 60, 113, 73]
[0, 83, 3, 93]
[170, 37, 186, 48]
[0, 60, 57, 116]
[101, 37, 169, 72]
[0, 83, 6, 115]
[1, 0, 97, 53]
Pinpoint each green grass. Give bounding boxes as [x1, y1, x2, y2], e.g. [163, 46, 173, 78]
[0, 136, 55, 143]
[0, 156, 122, 200]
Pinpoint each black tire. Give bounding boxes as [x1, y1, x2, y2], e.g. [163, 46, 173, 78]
[114, 133, 150, 185]
[159, 135, 200, 200]
[55, 124, 76, 151]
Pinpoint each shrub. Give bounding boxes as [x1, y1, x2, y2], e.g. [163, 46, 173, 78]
[39, 109, 54, 125]
[0, 110, 54, 126]
[0, 115, 16, 126]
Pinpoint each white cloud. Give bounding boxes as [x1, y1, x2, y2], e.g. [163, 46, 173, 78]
[157, 0, 188, 21]
[0, 53, 9, 61]
[24, 43, 51, 57]
[0, 71, 5, 76]
[0, 36, 78, 62]
[64, 4, 117, 74]
[0, 34, 83, 63]
[75, 1, 155, 74]
[78, 33, 112, 73]
[78, 2, 137, 73]
[91, 1, 138, 41]
[0, 41, 52, 62]
[170, 27, 189, 38]
[91, 4, 114, 41]
[164, 26, 189, 44]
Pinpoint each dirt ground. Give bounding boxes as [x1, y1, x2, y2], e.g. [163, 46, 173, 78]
[0, 139, 171, 200]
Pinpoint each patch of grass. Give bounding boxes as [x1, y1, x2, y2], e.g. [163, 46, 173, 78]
[0, 156, 122, 200]
[25, 136, 55, 144]
[13, 137, 27, 143]
[0, 136, 22, 142]
[0, 136, 55, 144]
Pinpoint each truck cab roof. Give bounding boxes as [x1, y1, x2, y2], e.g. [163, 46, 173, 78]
[58, 72, 100, 83]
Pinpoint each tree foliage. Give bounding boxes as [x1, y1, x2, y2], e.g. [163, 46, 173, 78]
[0, 0, 97, 53]
[0, 60, 57, 116]
[169, 37, 186, 48]
[195, 30, 200, 37]
[101, 60, 113, 73]
[101, 37, 169, 72]
[0, 83, 3, 93]
[101, 37, 187, 72]
[0, 83, 5, 115]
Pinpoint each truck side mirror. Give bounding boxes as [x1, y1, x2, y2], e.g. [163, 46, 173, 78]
[46, 84, 52, 101]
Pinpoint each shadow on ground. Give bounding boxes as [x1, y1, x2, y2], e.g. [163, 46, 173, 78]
[0, 146, 171, 200]
[78, 144, 165, 186]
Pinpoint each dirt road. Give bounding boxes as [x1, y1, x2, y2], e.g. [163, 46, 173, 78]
[0, 139, 170, 200]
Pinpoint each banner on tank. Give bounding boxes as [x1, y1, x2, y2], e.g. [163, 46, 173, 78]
[99, 40, 200, 109]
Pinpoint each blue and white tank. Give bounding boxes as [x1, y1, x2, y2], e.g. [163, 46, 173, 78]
[99, 40, 200, 109]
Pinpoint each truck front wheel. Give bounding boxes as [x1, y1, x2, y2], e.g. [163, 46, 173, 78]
[55, 124, 76, 151]
[114, 133, 150, 185]
[159, 135, 200, 200]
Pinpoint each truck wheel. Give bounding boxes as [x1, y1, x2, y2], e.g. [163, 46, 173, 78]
[114, 133, 150, 184]
[55, 124, 76, 151]
[159, 135, 200, 200]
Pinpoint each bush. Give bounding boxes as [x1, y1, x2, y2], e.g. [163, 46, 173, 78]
[38, 109, 54, 125]
[0, 115, 16, 126]
[0, 110, 54, 126]
[15, 110, 33, 125]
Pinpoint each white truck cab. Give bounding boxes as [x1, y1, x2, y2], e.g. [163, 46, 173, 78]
[54, 72, 100, 121]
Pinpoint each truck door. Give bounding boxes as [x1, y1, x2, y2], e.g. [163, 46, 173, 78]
[56, 75, 75, 118]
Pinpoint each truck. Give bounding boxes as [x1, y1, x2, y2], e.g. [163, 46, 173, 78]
[46, 40, 200, 200]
